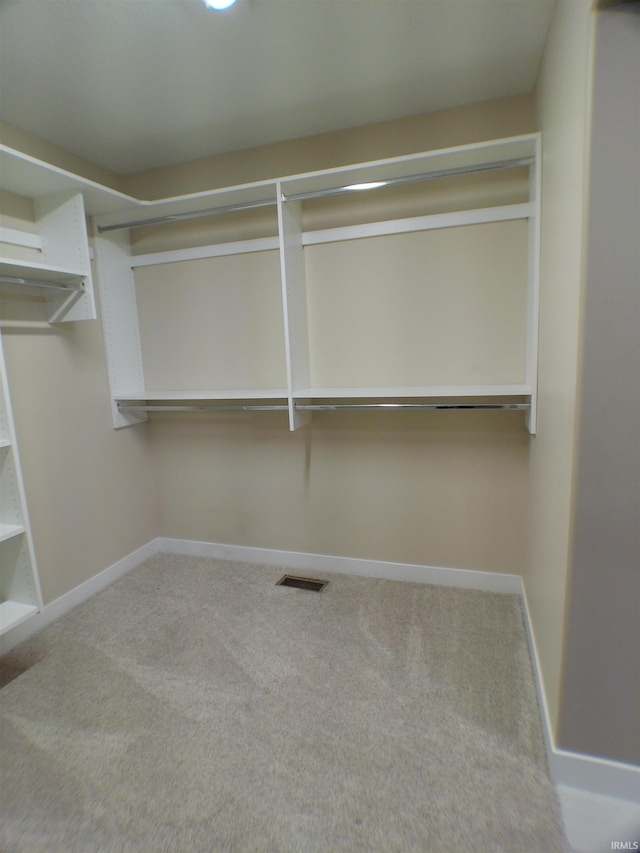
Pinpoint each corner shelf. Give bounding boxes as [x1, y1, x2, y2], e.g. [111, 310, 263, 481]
[0, 336, 43, 636]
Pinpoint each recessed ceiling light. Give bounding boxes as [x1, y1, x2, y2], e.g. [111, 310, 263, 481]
[203, 0, 238, 10]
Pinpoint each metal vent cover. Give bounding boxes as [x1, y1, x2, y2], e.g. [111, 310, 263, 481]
[276, 575, 328, 592]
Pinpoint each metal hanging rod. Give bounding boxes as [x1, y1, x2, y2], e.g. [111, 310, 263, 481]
[282, 157, 533, 204]
[97, 198, 277, 234]
[117, 401, 529, 414]
[0, 275, 84, 292]
[97, 156, 532, 234]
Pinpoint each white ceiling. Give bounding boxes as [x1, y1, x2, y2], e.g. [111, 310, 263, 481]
[0, 0, 556, 175]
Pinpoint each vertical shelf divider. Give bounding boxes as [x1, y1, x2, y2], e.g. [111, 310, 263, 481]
[277, 182, 311, 430]
[94, 227, 147, 428]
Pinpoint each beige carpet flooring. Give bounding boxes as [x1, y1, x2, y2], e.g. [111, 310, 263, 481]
[0, 554, 567, 852]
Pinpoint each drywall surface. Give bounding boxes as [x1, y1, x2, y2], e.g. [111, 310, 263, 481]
[527, 0, 593, 738]
[2, 300, 159, 604]
[0, 120, 123, 192]
[558, 7, 640, 766]
[149, 411, 530, 575]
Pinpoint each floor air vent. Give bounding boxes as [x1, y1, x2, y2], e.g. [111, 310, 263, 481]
[277, 575, 328, 592]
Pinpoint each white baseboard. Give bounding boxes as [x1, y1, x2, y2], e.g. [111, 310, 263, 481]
[551, 749, 640, 804]
[2, 535, 637, 805]
[519, 578, 640, 804]
[0, 539, 161, 655]
[158, 537, 523, 593]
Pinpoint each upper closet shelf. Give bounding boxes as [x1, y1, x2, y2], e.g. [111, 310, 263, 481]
[96, 182, 279, 232]
[0, 145, 137, 216]
[3, 134, 537, 223]
[279, 135, 536, 201]
[94, 134, 539, 231]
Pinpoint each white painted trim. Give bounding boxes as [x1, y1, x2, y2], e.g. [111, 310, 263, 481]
[157, 537, 522, 593]
[302, 203, 532, 247]
[0, 539, 161, 655]
[519, 578, 640, 803]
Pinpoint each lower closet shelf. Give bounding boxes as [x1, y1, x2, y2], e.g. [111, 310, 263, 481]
[0, 599, 38, 633]
[0, 523, 25, 544]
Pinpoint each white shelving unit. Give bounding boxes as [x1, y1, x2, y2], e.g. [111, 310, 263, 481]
[0, 192, 97, 324]
[0, 334, 43, 635]
[0, 143, 134, 635]
[0, 141, 147, 327]
[93, 133, 541, 433]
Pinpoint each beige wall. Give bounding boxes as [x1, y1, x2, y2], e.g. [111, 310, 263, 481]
[558, 7, 640, 766]
[527, 0, 593, 738]
[122, 94, 535, 199]
[150, 411, 530, 575]
[2, 305, 158, 604]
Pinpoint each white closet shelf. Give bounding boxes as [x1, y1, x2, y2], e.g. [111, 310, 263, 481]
[114, 389, 289, 402]
[0, 145, 138, 216]
[128, 203, 532, 269]
[1, 285, 45, 638]
[0, 523, 25, 544]
[293, 385, 532, 399]
[95, 135, 538, 233]
[3, 135, 536, 224]
[94, 133, 541, 432]
[0, 599, 39, 633]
